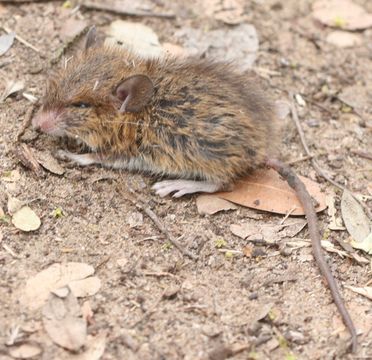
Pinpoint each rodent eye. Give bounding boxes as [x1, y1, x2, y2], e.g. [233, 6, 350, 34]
[71, 102, 91, 109]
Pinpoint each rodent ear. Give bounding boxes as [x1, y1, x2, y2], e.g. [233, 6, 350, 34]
[275, 100, 290, 120]
[85, 25, 97, 51]
[116, 75, 154, 113]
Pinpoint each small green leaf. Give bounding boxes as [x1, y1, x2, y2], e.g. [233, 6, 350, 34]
[215, 237, 227, 248]
[162, 241, 173, 251]
[224, 251, 234, 259]
[333, 16, 346, 27]
[52, 207, 64, 218]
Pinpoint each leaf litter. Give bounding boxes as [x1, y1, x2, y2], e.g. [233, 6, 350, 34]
[341, 190, 372, 254]
[0, 31, 15, 56]
[20, 262, 100, 309]
[217, 168, 327, 216]
[8, 342, 42, 359]
[312, 0, 372, 30]
[345, 286, 372, 301]
[12, 206, 41, 232]
[42, 287, 87, 351]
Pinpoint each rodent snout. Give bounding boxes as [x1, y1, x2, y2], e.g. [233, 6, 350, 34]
[32, 110, 64, 136]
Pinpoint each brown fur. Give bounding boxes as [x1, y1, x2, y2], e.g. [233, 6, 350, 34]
[39, 45, 277, 186]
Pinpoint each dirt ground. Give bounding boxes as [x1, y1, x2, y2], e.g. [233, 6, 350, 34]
[0, 1, 371, 359]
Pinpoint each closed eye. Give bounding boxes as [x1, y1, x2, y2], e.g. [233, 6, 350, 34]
[71, 102, 91, 109]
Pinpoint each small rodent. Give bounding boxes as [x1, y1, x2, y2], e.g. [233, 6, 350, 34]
[32, 27, 357, 351]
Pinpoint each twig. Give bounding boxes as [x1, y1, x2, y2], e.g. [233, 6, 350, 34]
[118, 183, 198, 260]
[351, 150, 372, 161]
[289, 97, 372, 220]
[16, 104, 37, 141]
[267, 157, 358, 353]
[279, 206, 297, 225]
[1, 26, 40, 53]
[2, 244, 22, 259]
[81, 1, 175, 19]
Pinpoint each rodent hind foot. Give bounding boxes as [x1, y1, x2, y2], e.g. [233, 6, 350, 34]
[152, 179, 221, 198]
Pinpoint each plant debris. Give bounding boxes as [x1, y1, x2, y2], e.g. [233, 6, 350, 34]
[217, 169, 327, 216]
[42, 287, 87, 351]
[11, 206, 41, 232]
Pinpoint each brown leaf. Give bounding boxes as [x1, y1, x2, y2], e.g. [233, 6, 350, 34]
[8, 343, 42, 359]
[35, 151, 65, 175]
[312, 0, 372, 30]
[20, 262, 95, 310]
[217, 169, 327, 215]
[196, 194, 238, 215]
[42, 287, 87, 351]
[14, 144, 44, 177]
[242, 244, 254, 257]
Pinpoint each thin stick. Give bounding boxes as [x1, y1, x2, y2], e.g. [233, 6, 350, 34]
[352, 150, 372, 161]
[119, 184, 198, 260]
[2, 26, 40, 53]
[82, 1, 175, 19]
[267, 158, 358, 353]
[16, 104, 37, 141]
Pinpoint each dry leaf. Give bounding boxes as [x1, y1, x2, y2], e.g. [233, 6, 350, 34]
[175, 24, 258, 71]
[196, 194, 238, 215]
[20, 262, 95, 309]
[217, 169, 327, 215]
[242, 244, 254, 257]
[326, 31, 362, 48]
[345, 286, 372, 300]
[0, 80, 24, 102]
[60, 18, 87, 41]
[338, 85, 372, 115]
[341, 190, 371, 243]
[106, 20, 162, 58]
[70, 333, 106, 360]
[350, 232, 372, 255]
[14, 144, 44, 177]
[35, 151, 65, 175]
[326, 194, 345, 231]
[7, 197, 23, 215]
[8, 343, 42, 359]
[42, 288, 87, 351]
[68, 276, 101, 297]
[12, 206, 41, 232]
[0, 32, 15, 56]
[312, 0, 372, 30]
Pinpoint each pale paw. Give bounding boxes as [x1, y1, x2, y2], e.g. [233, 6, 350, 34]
[152, 180, 221, 198]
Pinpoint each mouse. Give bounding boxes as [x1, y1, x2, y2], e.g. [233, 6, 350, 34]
[32, 26, 357, 352]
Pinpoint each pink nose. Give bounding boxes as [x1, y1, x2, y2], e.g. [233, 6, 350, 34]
[32, 110, 59, 133]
